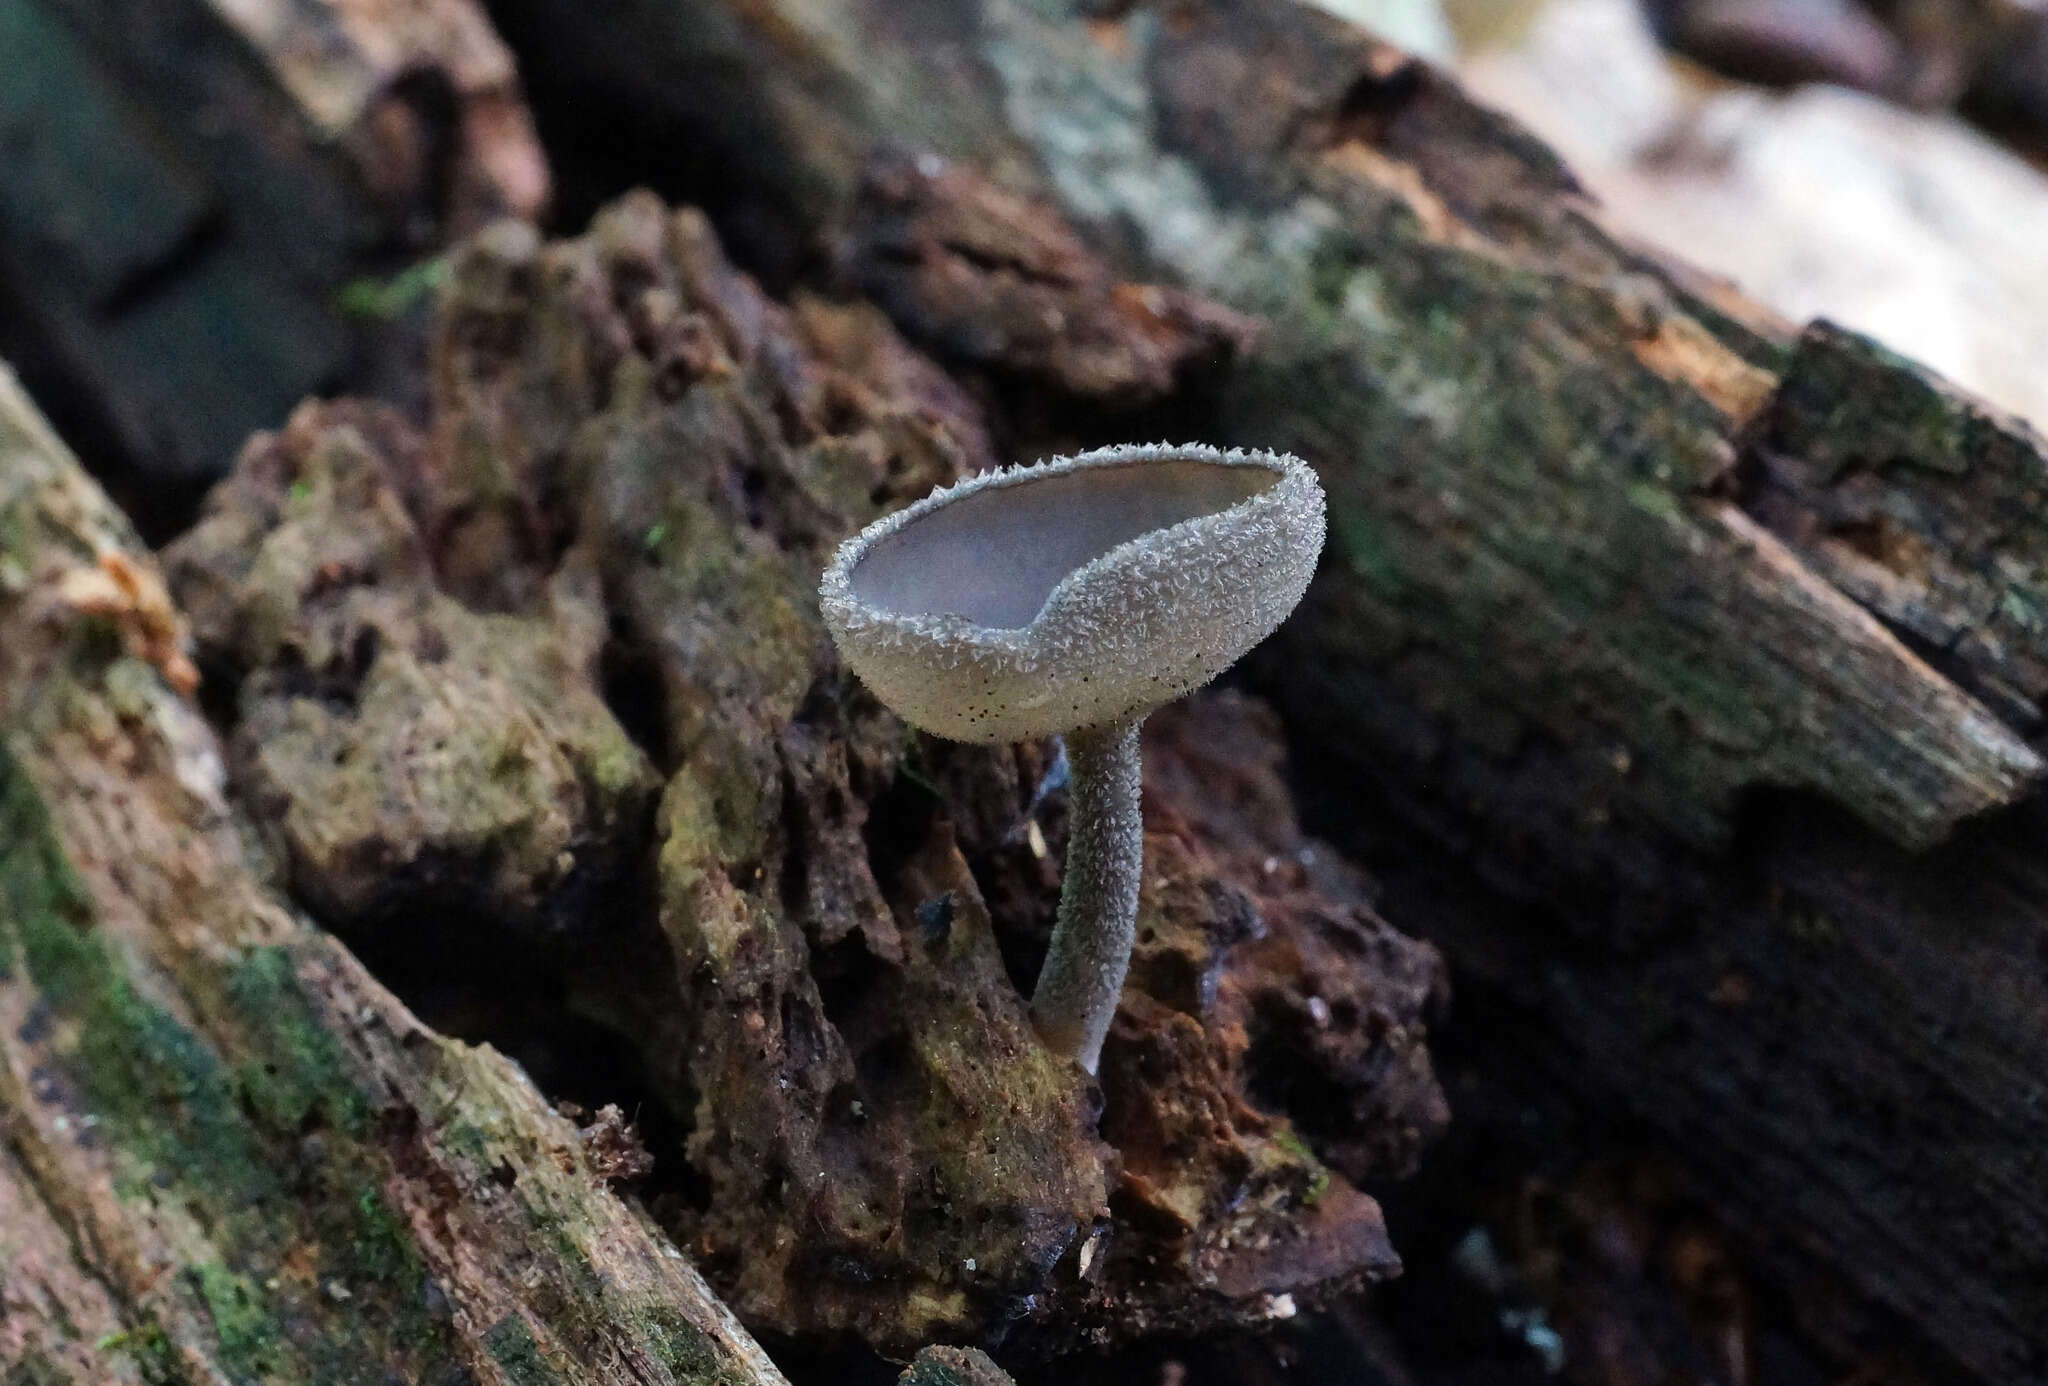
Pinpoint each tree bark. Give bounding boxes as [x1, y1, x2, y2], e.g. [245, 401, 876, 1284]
[0, 365, 790, 1385]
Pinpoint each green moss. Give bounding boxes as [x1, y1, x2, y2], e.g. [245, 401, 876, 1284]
[1220, 216, 1953, 845]
[585, 723, 653, 799]
[1306, 234, 1367, 313]
[896, 1347, 1013, 1386]
[1271, 1125, 1315, 1163]
[897, 1366, 971, 1386]
[482, 1315, 565, 1386]
[100, 1320, 185, 1386]
[0, 755, 90, 979]
[0, 499, 32, 568]
[1773, 324, 1971, 479]
[226, 946, 368, 1137]
[0, 749, 459, 1384]
[487, 1263, 762, 1383]
[641, 1305, 748, 1384]
[1623, 478, 1686, 527]
[189, 1265, 283, 1380]
[337, 1186, 424, 1287]
[1261, 1124, 1334, 1205]
[2, 760, 267, 1198]
[336, 257, 449, 322]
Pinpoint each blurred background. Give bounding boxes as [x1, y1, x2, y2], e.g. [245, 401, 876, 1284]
[4, 0, 2042, 551]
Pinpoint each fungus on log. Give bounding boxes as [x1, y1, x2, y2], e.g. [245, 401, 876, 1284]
[467, 0, 2048, 1376]
[148, 197, 1449, 1356]
[11, 0, 2047, 1375]
[822, 442, 1325, 1071]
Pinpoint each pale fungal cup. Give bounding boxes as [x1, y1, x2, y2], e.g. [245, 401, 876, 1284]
[820, 442, 1326, 1074]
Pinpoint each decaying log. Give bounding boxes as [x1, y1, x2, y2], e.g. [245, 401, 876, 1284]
[445, 0, 2048, 1377]
[153, 195, 1449, 1357]
[0, 0, 546, 500]
[13, 0, 2047, 1372]
[1348, 323, 2048, 1384]
[0, 364, 790, 1384]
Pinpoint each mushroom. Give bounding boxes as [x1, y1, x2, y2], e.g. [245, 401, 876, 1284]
[820, 442, 1326, 1074]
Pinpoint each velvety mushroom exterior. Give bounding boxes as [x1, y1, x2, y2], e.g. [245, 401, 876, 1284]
[820, 441, 1326, 1073]
[819, 442, 1326, 745]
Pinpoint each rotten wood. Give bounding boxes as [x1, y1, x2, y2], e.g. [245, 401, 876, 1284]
[450, 1, 2048, 1378]
[0, 1140, 139, 1384]
[0, 363, 790, 1385]
[153, 195, 1449, 1357]
[839, 146, 1260, 408]
[8, 0, 2047, 1375]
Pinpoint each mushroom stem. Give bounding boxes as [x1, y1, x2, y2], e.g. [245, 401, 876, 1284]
[1030, 717, 1144, 1075]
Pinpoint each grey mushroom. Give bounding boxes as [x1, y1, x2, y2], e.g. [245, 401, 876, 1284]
[820, 442, 1326, 1074]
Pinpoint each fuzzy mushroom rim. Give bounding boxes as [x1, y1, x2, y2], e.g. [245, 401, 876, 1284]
[819, 443, 1325, 746]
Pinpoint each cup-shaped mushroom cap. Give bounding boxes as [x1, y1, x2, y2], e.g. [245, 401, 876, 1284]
[820, 443, 1326, 744]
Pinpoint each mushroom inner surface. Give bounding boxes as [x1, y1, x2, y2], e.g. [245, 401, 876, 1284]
[850, 458, 1278, 630]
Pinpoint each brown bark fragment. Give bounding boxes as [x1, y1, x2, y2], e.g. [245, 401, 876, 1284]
[840, 148, 1259, 406]
[1748, 319, 2048, 729]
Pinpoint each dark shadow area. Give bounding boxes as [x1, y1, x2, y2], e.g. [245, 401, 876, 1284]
[1270, 676, 2013, 1384]
[0, 266, 214, 546]
[333, 873, 709, 1209]
[760, 1331, 904, 1386]
[599, 615, 675, 772]
[481, 0, 824, 290]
